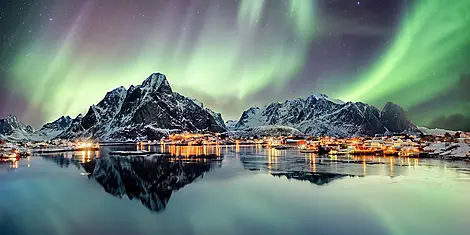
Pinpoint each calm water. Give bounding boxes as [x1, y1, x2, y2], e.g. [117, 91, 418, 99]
[1, 145, 470, 235]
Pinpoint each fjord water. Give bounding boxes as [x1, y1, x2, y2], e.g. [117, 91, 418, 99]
[1, 146, 470, 235]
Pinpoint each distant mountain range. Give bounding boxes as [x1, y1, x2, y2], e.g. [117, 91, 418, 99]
[1, 72, 425, 142]
[232, 94, 419, 137]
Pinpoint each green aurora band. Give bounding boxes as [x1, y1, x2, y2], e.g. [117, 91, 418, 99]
[9, 0, 316, 123]
[6, 0, 470, 127]
[337, 0, 470, 125]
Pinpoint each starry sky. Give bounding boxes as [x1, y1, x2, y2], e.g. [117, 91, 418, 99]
[0, 0, 469, 130]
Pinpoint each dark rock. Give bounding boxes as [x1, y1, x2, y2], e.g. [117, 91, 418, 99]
[380, 102, 419, 133]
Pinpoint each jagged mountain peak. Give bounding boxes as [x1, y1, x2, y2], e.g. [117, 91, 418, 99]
[3, 114, 20, 123]
[381, 101, 403, 112]
[102, 86, 127, 99]
[1, 115, 23, 127]
[304, 93, 345, 104]
[141, 73, 172, 94]
[59, 115, 72, 120]
[380, 101, 418, 133]
[272, 93, 344, 106]
[55, 115, 72, 123]
[307, 93, 329, 100]
[55, 72, 226, 141]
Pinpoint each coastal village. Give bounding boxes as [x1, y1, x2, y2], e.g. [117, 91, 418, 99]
[2, 130, 470, 165]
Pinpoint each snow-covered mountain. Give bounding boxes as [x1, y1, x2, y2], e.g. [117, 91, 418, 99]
[0, 115, 36, 141]
[224, 120, 238, 131]
[0, 85, 423, 141]
[234, 94, 419, 137]
[56, 73, 226, 141]
[0, 115, 75, 141]
[56, 114, 86, 140]
[36, 116, 73, 139]
[205, 108, 226, 130]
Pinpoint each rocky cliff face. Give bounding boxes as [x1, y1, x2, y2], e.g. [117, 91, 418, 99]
[380, 102, 417, 133]
[234, 94, 419, 137]
[56, 114, 86, 139]
[56, 73, 226, 141]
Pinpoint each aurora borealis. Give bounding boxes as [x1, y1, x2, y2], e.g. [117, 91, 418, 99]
[0, 0, 469, 130]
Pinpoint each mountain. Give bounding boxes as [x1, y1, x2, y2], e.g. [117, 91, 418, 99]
[379, 102, 416, 133]
[36, 116, 73, 139]
[205, 108, 226, 130]
[0, 115, 74, 141]
[0, 115, 35, 141]
[56, 114, 86, 140]
[0, 83, 421, 141]
[234, 94, 419, 137]
[224, 120, 238, 131]
[56, 73, 226, 141]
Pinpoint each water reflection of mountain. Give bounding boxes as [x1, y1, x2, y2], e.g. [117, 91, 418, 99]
[81, 155, 220, 212]
[271, 171, 356, 186]
[41, 153, 85, 169]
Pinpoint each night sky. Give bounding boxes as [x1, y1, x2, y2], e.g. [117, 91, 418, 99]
[0, 0, 469, 130]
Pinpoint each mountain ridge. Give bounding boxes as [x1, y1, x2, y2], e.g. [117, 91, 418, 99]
[55, 73, 226, 141]
[1, 75, 424, 141]
[232, 94, 419, 137]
